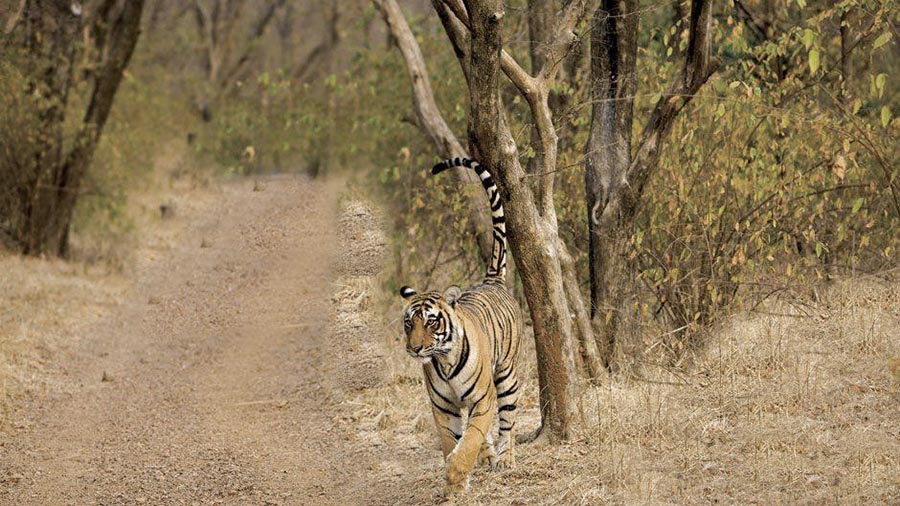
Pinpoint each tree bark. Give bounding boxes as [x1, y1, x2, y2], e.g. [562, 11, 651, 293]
[559, 239, 605, 379]
[462, 0, 593, 441]
[525, 0, 554, 198]
[585, 0, 638, 367]
[587, 0, 715, 367]
[13, 0, 145, 256]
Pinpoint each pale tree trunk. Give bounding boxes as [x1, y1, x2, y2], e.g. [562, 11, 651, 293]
[373, 0, 492, 262]
[456, 0, 596, 440]
[586, 0, 715, 368]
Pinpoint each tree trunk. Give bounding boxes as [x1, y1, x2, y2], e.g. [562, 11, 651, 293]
[463, 0, 581, 441]
[587, 0, 714, 368]
[585, 0, 638, 367]
[559, 239, 605, 379]
[373, 0, 493, 262]
[13, 0, 146, 256]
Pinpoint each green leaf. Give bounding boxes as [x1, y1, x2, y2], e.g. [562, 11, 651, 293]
[802, 29, 815, 50]
[815, 242, 823, 258]
[873, 32, 891, 50]
[852, 197, 865, 214]
[808, 49, 820, 73]
[715, 102, 725, 119]
[882, 106, 891, 127]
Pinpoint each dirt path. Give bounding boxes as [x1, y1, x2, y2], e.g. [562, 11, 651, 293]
[0, 176, 431, 505]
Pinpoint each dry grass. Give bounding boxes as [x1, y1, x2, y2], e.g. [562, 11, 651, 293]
[0, 255, 125, 419]
[343, 198, 900, 506]
[0, 138, 219, 423]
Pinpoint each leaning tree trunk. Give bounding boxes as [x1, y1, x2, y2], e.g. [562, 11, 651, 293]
[12, 0, 146, 256]
[373, 0, 493, 262]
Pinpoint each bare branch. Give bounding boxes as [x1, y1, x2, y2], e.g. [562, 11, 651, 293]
[439, 0, 536, 98]
[3, 0, 27, 35]
[628, 0, 716, 195]
[432, 0, 471, 82]
[559, 239, 606, 379]
[374, 0, 492, 259]
[535, 0, 592, 83]
[374, 0, 465, 159]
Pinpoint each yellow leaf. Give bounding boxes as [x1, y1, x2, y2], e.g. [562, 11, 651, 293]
[832, 155, 846, 180]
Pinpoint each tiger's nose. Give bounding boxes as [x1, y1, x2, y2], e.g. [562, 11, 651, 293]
[408, 345, 423, 354]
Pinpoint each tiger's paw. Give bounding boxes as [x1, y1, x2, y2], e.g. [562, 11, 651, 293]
[494, 451, 516, 470]
[445, 454, 470, 495]
[443, 479, 468, 499]
[477, 441, 498, 470]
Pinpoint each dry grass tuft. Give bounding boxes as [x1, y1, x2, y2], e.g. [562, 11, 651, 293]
[0, 254, 124, 421]
[331, 199, 391, 392]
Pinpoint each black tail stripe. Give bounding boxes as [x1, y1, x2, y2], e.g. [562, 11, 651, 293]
[431, 157, 507, 281]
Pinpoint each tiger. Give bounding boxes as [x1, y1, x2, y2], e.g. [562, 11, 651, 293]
[399, 157, 523, 495]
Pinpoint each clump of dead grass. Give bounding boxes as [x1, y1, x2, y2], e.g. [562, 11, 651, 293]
[0, 254, 124, 422]
[497, 276, 899, 505]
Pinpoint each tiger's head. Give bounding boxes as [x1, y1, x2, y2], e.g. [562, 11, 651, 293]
[399, 285, 462, 363]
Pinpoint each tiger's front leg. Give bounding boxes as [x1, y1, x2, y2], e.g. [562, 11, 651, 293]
[429, 404, 463, 458]
[444, 388, 496, 496]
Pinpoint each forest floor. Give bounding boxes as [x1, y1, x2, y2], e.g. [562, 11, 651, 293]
[0, 175, 438, 505]
[1, 173, 899, 505]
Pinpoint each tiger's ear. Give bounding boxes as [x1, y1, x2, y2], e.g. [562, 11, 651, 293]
[443, 285, 461, 306]
[399, 286, 417, 299]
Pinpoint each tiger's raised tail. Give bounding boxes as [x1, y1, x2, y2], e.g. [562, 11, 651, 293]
[432, 157, 507, 282]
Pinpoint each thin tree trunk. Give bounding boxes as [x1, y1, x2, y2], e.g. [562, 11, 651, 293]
[587, 0, 715, 368]
[525, 0, 554, 199]
[463, 0, 587, 441]
[15, 0, 145, 256]
[55, 0, 146, 256]
[559, 239, 605, 379]
[585, 0, 638, 367]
